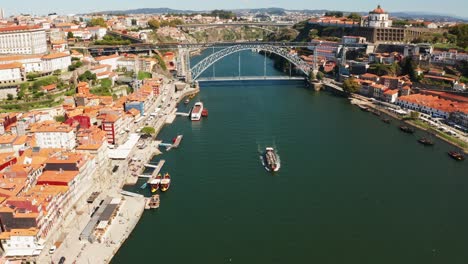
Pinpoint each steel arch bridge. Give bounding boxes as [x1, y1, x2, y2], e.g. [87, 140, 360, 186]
[188, 44, 312, 81]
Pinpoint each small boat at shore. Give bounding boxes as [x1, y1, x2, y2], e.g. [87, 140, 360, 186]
[448, 151, 465, 161]
[372, 110, 381, 117]
[263, 147, 280, 172]
[400, 126, 415, 134]
[150, 174, 162, 193]
[148, 195, 160, 209]
[202, 109, 208, 117]
[184, 99, 189, 105]
[191, 102, 203, 121]
[160, 173, 171, 192]
[381, 118, 391, 124]
[358, 105, 369, 112]
[418, 137, 434, 146]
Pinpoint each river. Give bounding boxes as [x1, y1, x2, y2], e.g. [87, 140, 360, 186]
[112, 50, 468, 264]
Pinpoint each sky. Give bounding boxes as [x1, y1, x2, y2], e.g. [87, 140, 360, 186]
[1, 0, 467, 18]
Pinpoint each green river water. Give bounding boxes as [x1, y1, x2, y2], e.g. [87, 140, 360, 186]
[112, 50, 468, 264]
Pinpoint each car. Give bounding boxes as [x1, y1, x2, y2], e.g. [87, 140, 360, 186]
[49, 245, 56, 254]
[58, 256, 66, 264]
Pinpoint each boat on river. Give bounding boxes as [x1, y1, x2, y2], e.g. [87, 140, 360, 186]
[150, 174, 162, 193]
[148, 195, 160, 209]
[184, 99, 189, 105]
[191, 102, 203, 121]
[400, 126, 415, 134]
[418, 137, 434, 146]
[263, 147, 280, 172]
[160, 173, 171, 192]
[448, 151, 465, 161]
[381, 118, 391, 124]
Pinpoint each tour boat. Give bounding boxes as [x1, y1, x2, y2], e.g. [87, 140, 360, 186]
[263, 147, 280, 172]
[358, 105, 369, 112]
[399, 126, 415, 134]
[417, 137, 434, 146]
[160, 173, 171, 192]
[191, 102, 204, 121]
[184, 99, 190, 105]
[448, 151, 465, 161]
[150, 174, 162, 193]
[202, 109, 208, 117]
[149, 194, 160, 209]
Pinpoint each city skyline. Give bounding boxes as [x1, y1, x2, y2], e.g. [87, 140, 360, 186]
[1, 0, 468, 18]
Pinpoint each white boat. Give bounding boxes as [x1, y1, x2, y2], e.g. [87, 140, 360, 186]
[191, 102, 204, 121]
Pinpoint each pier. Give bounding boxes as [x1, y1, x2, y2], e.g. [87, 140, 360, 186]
[176, 112, 190, 116]
[145, 160, 166, 184]
[120, 191, 144, 198]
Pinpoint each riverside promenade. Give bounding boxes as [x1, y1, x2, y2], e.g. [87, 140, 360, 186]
[38, 81, 199, 264]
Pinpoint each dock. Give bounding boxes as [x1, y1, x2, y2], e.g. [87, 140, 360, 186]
[146, 160, 166, 184]
[176, 112, 190, 117]
[172, 135, 183, 148]
[120, 190, 144, 197]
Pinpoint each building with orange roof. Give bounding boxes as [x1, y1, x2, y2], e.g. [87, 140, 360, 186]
[30, 121, 76, 149]
[381, 75, 404, 90]
[76, 126, 110, 175]
[94, 54, 120, 70]
[0, 152, 17, 171]
[371, 83, 388, 99]
[0, 25, 47, 55]
[396, 94, 468, 119]
[41, 52, 71, 73]
[383, 89, 399, 103]
[0, 62, 24, 93]
[0, 113, 18, 135]
[40, 84, 57, 93]
[0, 134, 18, 154]
[98, 112, 123, 145]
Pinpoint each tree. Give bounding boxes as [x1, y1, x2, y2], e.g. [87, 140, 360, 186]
[342, 77, 360, 94]
[316, 71, 324, 81]
[325, 11, 344, 17]
[67, 31, 74, 39]
[26, 72, 40, 81]
[54, 115, 66, 123]
[347, 13, 362, 21]
[308, 29, 319, 40]
[78, 71, 97, 82]
[400, 57, 417, 81]
[148, 19, 161, 29]
[53, 69, 62, 76]
[6, 94, 14, 101]
[17, 83, 28, 100]
[141, 126, 156, 136]
[410, 111, 420, 120]
[88, 18, 107, 27]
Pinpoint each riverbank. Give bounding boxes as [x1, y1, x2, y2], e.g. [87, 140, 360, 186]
[349, 94, 468, 154]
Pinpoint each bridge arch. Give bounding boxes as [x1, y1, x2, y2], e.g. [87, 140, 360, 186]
[189, 44, 311, 80]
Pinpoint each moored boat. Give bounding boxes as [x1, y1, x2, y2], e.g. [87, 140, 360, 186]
[372, 110, 381, 117]
[160, 173, 171, 192]
[381, 118, 391, 124]
[191, 102, 204, 121]
[202, 109, 208, 117]
[358, 105, 369, 112]
[149, 194, 160, 209]
[150, 174, 162, 193]
[184, 99, 189, 105]
[418, 137, 434, 146]
[448, 151, 465, 161]
[263, 147, 280, 172]
[400, 126, 415, 134]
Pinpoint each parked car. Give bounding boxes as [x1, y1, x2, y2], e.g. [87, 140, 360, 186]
[58, 256, 66, 264]
[49, 245, 56, 254]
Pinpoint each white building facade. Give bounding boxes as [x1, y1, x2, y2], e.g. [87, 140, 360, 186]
[0, 26, 47, 55]
[362, 5, 392, 28]
[41, 52, 72, 72]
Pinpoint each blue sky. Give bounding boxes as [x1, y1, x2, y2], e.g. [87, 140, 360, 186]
[2, 0, 467, 17]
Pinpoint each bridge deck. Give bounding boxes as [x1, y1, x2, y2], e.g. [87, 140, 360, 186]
[197, 76, 305, 82]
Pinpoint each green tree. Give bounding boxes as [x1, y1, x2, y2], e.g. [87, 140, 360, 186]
[410, 111, 420, 120]
[78, 71, 97, 82]
[53, 69, 62, 76]
[325, 11, 344, 17]
[400, 57, 417, 81]
[308, 29, 319, 40]
[342, 77, 360, 94]
[148, 19, 161, 29]
[67, 31, 74, 39]
[153, 54, 167, 71]
[54, 115, 66, 122]
[448, 24, 468, 48]
[141, 126, 156, 136]
[347, 13, 361, 21]
[316, 71, 324, 81]
[17, 83, 28, 100]
[6, 94, 14, 101]
[88, 18, 107, 27]
[26, 72, 40, 81]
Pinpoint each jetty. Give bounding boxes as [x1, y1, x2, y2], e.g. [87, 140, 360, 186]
[145, 160, 166, 184]
[172, 135, 183, 148]
[176, 112, 190, 117]
[120, 190, 144, 198]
